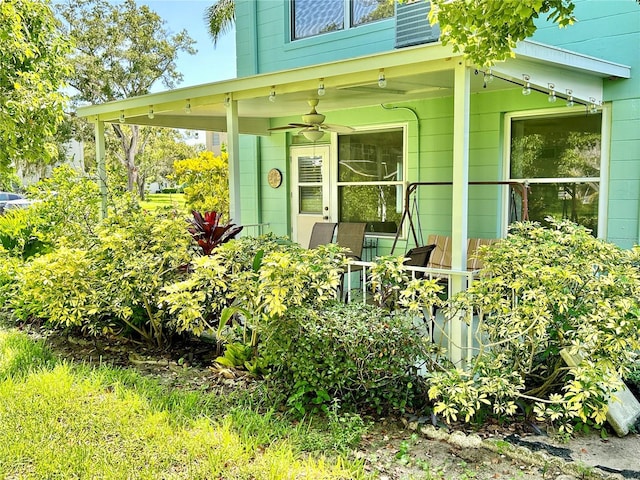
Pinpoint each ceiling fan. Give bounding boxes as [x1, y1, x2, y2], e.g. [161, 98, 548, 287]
[268, 98, 354, 141]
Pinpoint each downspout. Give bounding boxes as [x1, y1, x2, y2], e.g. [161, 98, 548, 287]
[255, 136, 263, 228]
[380, 104, 421, 182]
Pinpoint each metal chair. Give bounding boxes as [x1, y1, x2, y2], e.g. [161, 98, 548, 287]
[336, 222, 367, 301]
[307, 222, 337, 249]
[336, 222, 367, 260]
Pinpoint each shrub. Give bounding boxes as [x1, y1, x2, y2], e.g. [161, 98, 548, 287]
[429, 219, 640, 434]
[10, 247, 99, 330]
[261, 302, 433, 416]
[11, 208, 193, 345]
[161, 234, 290, 336]
[27, 165, 101, 246]
[0, 208, 50, 259]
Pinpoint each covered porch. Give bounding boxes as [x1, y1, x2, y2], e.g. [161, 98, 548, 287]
[78, 40, 628, 362]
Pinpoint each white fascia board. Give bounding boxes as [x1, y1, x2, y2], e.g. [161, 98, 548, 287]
[491, 41, 631, 106]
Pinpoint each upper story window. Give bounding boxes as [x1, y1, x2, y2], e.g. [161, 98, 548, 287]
[292, 0, 393, 40]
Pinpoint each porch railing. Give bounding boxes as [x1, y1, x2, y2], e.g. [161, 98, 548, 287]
[344, 260, 479, 365]
[241, 223, 270, 237]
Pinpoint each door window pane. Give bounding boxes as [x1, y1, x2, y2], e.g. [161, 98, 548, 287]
[292, 0, 344, 40]
[352, 0, 394, 26]
[509, 113, 601, 235]
[299, 186, 322, 214]
[298, 155, 323, 182]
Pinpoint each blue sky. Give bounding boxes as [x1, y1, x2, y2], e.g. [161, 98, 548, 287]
[141, 0, 237, 89]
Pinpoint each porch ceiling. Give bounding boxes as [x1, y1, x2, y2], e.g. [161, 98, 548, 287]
[77, 40, 630, 135]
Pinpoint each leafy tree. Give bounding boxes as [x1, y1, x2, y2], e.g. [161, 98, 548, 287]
[172, 151, 230, 217]
[56, 0, 196, 193]
[429, 0, 577, 66]
[0, 0, 73, 186]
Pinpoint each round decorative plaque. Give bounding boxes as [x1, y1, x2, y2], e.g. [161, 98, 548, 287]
[267, 168, 283, 188]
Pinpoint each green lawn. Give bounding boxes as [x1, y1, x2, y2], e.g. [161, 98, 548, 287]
[0, 329, 368, 479]
[140, 193, 187, 212]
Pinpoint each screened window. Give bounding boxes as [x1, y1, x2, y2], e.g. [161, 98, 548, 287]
[338, 128, 404, 235]
[292, 0, 392, 40]
[509, 112, 602, 235]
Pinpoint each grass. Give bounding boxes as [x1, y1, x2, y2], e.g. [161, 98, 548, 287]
[139, 193, 187, 211]
[0, 328, 369, 479]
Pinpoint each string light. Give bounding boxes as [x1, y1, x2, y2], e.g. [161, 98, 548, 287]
[224, 95, 231, 108]
[317, 79, 325, 97]
[119, 111, 125, 123]
[589, 97, 599, 114]
[148, 106, 155, 119]
[547, 83, 557, 103]
[185, 100, 192, 114]
[566, 89, 574, 107]
[378, 69, 387, 88]
[483, 68, 494, 88]
[269, 86, 276, 103]
[522, 74, 531, 96]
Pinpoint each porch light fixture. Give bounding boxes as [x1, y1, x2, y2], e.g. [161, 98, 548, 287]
[317, 79, 325, 97]
[301, 129, 324, 142]
[547, 83, 557, 103]
[119, 111, 125, 123]
[269, 86, 276, 103]
[378, 69, 387, 88]
[148, 106, 155, 119]
[566, 89, 574, 107]
[185, 100, 192, 114]
[522, 74, 531, 96]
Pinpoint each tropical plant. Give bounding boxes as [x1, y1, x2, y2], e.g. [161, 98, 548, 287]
[205, 0, 235, 45]
[188, 210, 242, 255]
[428, 219, 640, 434]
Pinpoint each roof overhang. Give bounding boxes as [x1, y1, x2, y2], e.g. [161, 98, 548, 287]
[77, 40, 631, 135]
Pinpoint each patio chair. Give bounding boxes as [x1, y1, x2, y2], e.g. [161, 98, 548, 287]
[307, 222, 337, 249]
[336, 222, 367, 301]
[403, 244, 437, 279]
[336, 222, 367, 260]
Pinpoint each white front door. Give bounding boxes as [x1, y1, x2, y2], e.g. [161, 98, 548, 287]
[291, 145, 332, 247]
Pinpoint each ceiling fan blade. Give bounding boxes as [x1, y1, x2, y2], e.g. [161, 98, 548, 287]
[268, 123, 310, 131]
[321, 124, 355, 133]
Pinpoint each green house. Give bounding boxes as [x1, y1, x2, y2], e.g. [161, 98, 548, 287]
[79, 0, 638, 257]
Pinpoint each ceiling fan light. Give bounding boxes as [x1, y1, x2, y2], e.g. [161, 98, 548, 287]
[302, 129, 324, 142]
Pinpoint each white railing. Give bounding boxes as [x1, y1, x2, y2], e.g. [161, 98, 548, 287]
[241, 223, 270, 237]
[344, 260, 479, 365]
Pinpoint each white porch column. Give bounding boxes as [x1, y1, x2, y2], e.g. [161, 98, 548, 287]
[95, 119, 108, 218]
[226, 95, 242, 224]
[449, 60, 471, 365]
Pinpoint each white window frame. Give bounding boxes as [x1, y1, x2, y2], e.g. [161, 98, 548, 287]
[502, 105, 610, 239]
[331, 123, 408, 238]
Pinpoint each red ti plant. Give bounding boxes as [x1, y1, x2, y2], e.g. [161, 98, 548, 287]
[188, 211, 243, 255]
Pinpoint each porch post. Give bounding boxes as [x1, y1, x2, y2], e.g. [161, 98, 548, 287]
[95, 119, 108, 218]
[226, 95, 242, 224]
[450, 60, 470, 365]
